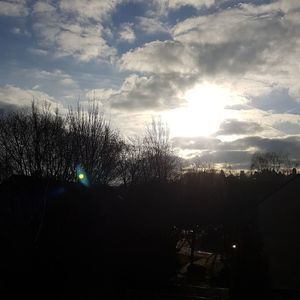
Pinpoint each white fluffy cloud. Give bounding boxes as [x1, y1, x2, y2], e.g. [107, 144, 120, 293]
[32, 1, 55, 14]
[119, 40, 197, 74]
[0, 0, 28, 17]
[137, 17, 169, 35]
[150, 0, 216, 16]
[168, 0, 216, 10]
[277, 0, 300, 12]
[0, 85, 64, 111]
[59, 0, 120, 22]
[31, 69, 77, 88]
[31, 1, 117, 62]
[119, 23, 136, 43]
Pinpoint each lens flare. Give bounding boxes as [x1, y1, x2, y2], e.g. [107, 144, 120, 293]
[76, 165, 90, 187]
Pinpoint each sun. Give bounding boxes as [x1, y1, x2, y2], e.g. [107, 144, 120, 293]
[164, 83, 235, 137]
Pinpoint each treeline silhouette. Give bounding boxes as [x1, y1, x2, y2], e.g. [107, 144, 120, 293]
[0, 102, 179, 185]
[0, 103, 298, 299]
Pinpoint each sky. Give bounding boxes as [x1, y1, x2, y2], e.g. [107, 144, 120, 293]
[0, 0, 300, 169]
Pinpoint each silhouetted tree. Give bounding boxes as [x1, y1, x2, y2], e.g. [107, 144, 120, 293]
[117, 137, 145, 186]
[67, 103, 123, 184]
[250, 151, 291, 174]
[117, 118, 180, 186]
[0, 103, 70, 181]
[141, 117, 180, 183]
[0, 102, 123, 184]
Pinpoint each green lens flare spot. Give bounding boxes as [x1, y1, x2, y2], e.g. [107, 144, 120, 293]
[76, 165, 90, 187]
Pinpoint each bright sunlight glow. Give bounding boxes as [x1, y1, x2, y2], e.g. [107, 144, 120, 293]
[164, 83, 237, 137]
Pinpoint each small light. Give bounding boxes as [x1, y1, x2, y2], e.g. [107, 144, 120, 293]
[78, 173, 85, 180]
[232, 244, 237, 249]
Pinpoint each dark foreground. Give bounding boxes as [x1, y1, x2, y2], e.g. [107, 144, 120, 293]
[1, 174, 300, 299]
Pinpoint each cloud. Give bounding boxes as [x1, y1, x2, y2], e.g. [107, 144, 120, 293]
[149, 0, 216, 17]
[172, 136, 221, 150]
[10, 25, 30, 36]
[171, 2, 300, 97]
[2, 68, 80, 102]
[96, 73, 196, 111]
[224, 108, 300, 139]
[11, 27, 21, 34]
[119, 40, 196, 74]
[120, 1, 300, 103]
[31, 69, 78, 87]
[168, 0, 216, 10]
[221, 136, 300, 155]
[119, 23, 136, 43]
[251, 89, 300, 114]
[60, 78, 76, 86]
[111, 74, 206, 112]
[216, 119, 264, 136]
[0, 85, 64, 112]
[32, 1, 55, 14]
[173, 134, 300, 167]
[137, 17, 169, 35]
[59, 0, 120, 22]
[0, 0, 29, 17]
[172, 8, 282, 72]
[27, 48, 48, 56]
[225, 104, 251, 111]
[274, 121, 300, 135]
[276, 0, 300, 13]
[83, 71, 203, 112]
[85, 88, 115, 99]
[31, 1, 117, 62]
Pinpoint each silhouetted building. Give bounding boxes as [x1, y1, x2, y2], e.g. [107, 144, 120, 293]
[258, 175, 300, 298]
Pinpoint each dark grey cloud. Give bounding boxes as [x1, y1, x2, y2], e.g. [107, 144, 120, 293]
[173, 135, 300, 168]
[220, 136, 300, 156]
[174, 135, 300, 154]
[216, 119, 264, 135]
